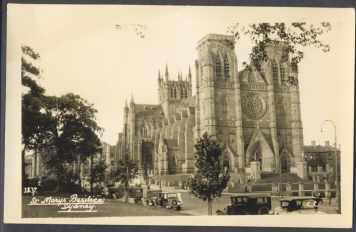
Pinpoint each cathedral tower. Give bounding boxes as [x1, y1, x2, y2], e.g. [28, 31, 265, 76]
[260, 41, 305, 178]
[196, 34, 242, 172]
[158, 65, 192, 119]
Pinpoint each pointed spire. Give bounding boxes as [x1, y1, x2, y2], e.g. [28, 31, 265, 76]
[178, 71, 182, 81]
[188, 65, 192, 83]
[130, 93, 134, 105]
[165, 64, 169, 81]
[158, 69, 161, 85]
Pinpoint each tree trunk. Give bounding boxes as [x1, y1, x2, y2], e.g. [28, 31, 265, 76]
[90, 155, 94, 194]
[34, 148, 38, 177]
[124, 179, 129, 203]
[22, 148, 26, 187]
[77, 155, 82, 189]
[208, 198, 213, 215]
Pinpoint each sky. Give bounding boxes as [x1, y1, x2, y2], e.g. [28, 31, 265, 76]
[7, 5, 354, 149]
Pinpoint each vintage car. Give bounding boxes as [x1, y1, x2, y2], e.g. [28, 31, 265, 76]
[273, 196, 325, 215]
[223, 193, 272, 215]
[127, 187, 144, 204]
[107, 185, 125, 199]
[145, 189, 162, 206]
[155, 192, 183, 210]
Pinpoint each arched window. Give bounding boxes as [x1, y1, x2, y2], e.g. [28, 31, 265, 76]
[141, 126, 147, 137]
[223, 158, 230, 169]
[222, 96, 228, 115]
[214, 54, 222, 79]
[272, 61, 279, 83]
[224, 55, 230, 79]
[173, 88, 177, 98]
[180, 88, 185, 99]
[184, 88, 188, 98]
[280, 66, 288, 83]
[170, 88, 174, 98]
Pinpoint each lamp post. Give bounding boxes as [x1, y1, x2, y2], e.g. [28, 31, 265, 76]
[320, 120, 340, 214]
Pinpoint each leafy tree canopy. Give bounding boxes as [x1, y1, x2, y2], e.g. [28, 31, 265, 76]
[44, 93, 103, 169]
[21, 45, 48, 151]
[112, 159, 139, 183]
[227, 22, 332, 70]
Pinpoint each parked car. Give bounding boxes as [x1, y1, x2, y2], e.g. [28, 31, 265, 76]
[107, 185, 125, 199]
[222, 193, 272, 215]
[128, 187, 144, 204]
[273, 196, 325, 215]
[145, 189, 162, 206]
[155, 192, 183, 210]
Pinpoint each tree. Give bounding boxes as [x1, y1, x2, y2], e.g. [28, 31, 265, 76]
[90, 159, 107, 194]
[111, 159, 138, 202]
[227, 22, 332, 83]
[21, 45, 103, 193]
[43, 93, 102, 192]
[21, 45, 51, 183]
[190, 132, 230, 215]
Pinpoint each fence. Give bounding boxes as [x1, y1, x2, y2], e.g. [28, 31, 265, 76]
[232, 182, 337, 197]
[151, 175, 337, 198]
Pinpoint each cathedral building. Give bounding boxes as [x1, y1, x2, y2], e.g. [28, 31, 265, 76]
[119, 34, 306, 182]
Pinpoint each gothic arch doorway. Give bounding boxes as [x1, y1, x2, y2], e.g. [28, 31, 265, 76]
[168, 154, 177, 175]
[142, 141, 154, 175]
[245, 130, 275, 173]
[250, 142, 263, 171]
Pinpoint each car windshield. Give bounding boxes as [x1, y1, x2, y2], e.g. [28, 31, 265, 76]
[165, 193, 182, 201]
[256, 197, 268, 204]
[231, 197, 250, 204]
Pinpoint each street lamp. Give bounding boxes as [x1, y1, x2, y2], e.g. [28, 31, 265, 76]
[320, 120, 340, 214]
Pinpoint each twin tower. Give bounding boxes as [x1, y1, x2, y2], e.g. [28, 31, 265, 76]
[126, 34, 306, 180]
[194, 34, 304, 179]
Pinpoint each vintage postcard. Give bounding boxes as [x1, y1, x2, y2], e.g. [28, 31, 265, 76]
[3, 4, 355, 228]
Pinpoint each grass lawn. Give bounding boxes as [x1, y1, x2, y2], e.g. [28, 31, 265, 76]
[179, 192, 231, 215]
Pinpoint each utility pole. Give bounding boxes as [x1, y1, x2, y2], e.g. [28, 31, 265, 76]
[321, 120, 340, 214]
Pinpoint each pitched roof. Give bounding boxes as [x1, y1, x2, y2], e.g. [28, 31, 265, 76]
[135, 104, 164, 118]
[239, 66, 268, 84]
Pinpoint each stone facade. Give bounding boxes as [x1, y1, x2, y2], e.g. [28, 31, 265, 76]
[119, 34, 306, 181]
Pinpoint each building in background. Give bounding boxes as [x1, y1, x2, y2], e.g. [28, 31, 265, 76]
[24, 140, 118, 186]
[115, 133, 125, 162]
[24, 148, 53, 180]
[117, 34, 306, 184]
[304, 140, 341, 184]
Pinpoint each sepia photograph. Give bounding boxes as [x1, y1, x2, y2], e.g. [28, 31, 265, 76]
[3, 4, 355, 228]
